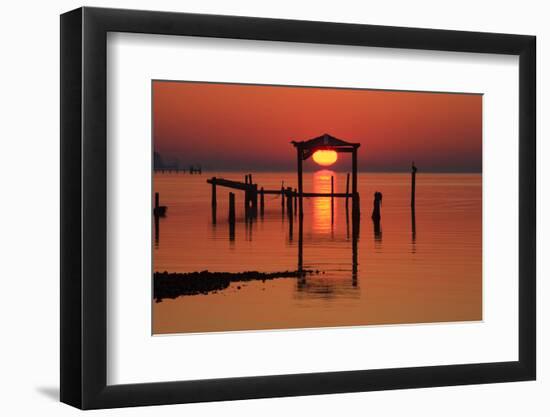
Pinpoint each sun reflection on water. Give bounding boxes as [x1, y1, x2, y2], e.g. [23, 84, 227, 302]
[312, 170, 337, 234]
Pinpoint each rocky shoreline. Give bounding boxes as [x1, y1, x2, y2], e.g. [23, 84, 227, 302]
[154, 269, 317, 301]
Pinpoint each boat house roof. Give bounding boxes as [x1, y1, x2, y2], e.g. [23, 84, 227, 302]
[291, 133, 360, 150]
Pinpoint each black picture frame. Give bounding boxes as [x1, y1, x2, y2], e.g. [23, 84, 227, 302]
[60, 6, 536, 410]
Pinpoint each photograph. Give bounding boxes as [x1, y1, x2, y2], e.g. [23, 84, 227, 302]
[152, 80, 483, 334]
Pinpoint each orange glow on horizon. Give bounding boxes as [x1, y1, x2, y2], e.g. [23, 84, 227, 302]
[153, 81, 482, 172]
[312, 150, 338, 166]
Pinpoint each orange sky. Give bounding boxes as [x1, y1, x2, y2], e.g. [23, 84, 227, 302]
[153, 81, 482, 172]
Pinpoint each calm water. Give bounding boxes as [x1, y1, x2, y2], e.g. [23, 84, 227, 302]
[153, 171, 481, 334]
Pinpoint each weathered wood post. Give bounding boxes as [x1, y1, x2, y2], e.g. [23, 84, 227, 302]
[211, 177, 217, 208]
[352, 147, 360, 219]
[345, 172, 350, 211]
[260, 187, 265, 216]
[229, 192, 236, 223]
[294, 188, 297, 214]
[411, 161, 417, 209]
[372, 191, 382, 222]
[286, 187, 293, 218]
[298, 208, 303, 272]
[297, 146, 303, 217]
[155, 192, 160, 211]
[281, 184, 285, 209]
[244, 188, 249, 218]
[287, 188, 294, 241]
[229, 192, 236, 241]
[252, 184, 258, 217]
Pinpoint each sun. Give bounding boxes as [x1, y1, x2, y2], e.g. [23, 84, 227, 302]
[312, 150, 338, 167]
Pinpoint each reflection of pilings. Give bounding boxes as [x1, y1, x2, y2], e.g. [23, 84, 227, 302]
[345, 173, 350, 212]
[373, 219, 382, 242]
[352, 214, 359, 287]
[154, 212, 160, 247]
[260, 187, 264, 217]
[229, 192, 235, 241]
[293, 188, 297, 215]
[346, 205, 350, 239]
[298, 213, 303, 273]
[286, 188, 294, 241]
[288, 209, 294, 242]
[352, 192, 361, 221]
[411, 161, 417, 209]
[331, 175, 335, 225]
[411, 206, 416, 245]
[252, 184, 258, 216]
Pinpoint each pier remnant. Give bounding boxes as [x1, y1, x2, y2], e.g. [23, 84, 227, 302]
[153, 192, 167, 217]
[292, 133, 360, 220]
[286, 187, 293, 218]
[229, 192, 236, 223]
[411, 161, 417, 209]
[229, 192, 236, 241]
[345, 172, 350, 211]
[371, 191, 382, 222]
[260, 187, 265, 216]
[211, 177, 217, 208]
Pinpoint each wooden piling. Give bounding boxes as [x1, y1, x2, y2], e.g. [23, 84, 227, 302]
[260, 187, 265, 216]
[372, 191, 382, 222]
[297, 147, 303, 217]
[211, 177, 217, 208]
[411, 161, 417, 209]
[281, 185, 285, 208]
[252, 184, 258, 215]
[286, 187, 293, 217]
[294, 188, 297, 213]
[345, 173, 350, 211]
[244, 188, 251, 217]
[229, 192, 236, 223]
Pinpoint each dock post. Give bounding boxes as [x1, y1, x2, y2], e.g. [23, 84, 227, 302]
[371, 191, 382, 222]
[411, 161, 417, 209]
[229, 192, 236, 223]
[252, 184, 258, 217]
[244, 188, 250, 218]
[155, 192, 160, 211]
[286, 187, 293, 218]
[211, 177, 217, 208]
[260, 187, 265, 216]
[229, 193, 235, 241]
[281, 185, 285, 209]
[345, 173, 350, 211]
[294, 188, 297, 214]
[297, 147, 303, 217]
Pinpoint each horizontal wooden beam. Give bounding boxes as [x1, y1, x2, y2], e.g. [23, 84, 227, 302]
[206, 178, 252, 191]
